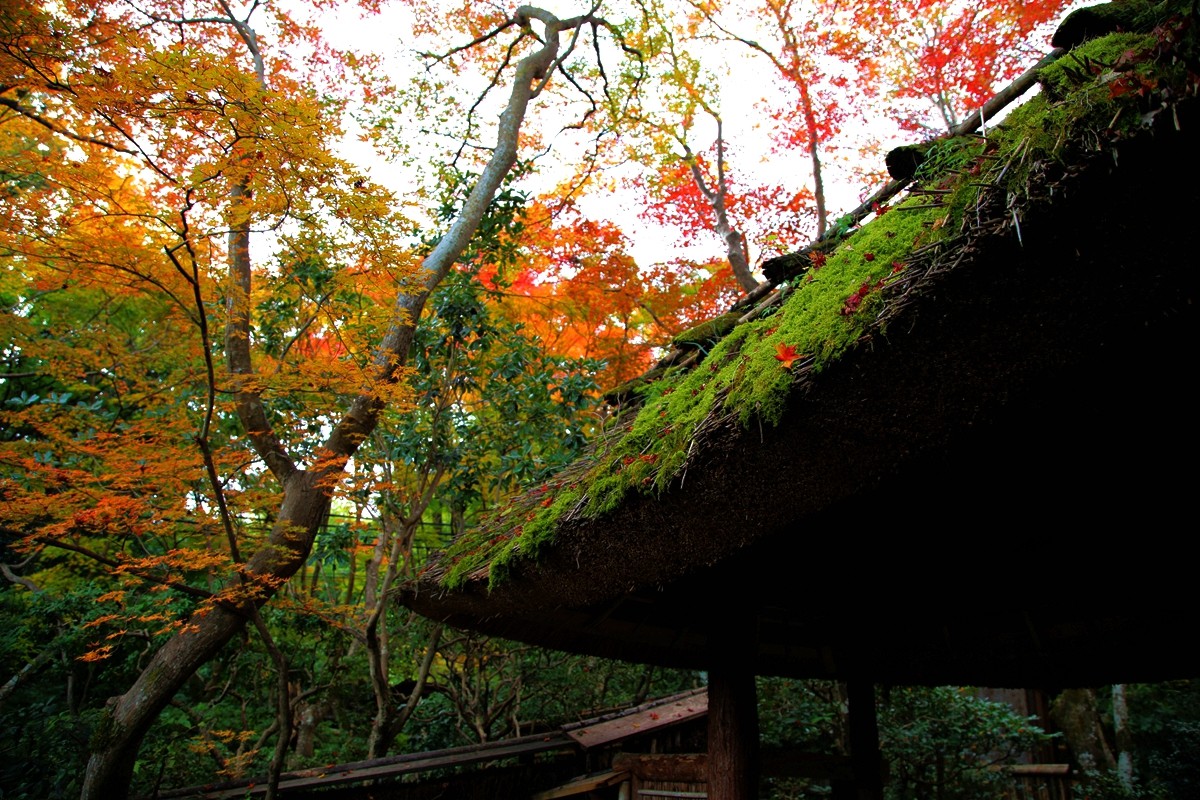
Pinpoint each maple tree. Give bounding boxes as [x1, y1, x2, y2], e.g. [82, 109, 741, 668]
[863, 0, 1068, 133]
[476, 196, 747, 392]
[688, 0, 870, 238]
[624, 2, 759, 291]
[0, 2, 405, 793]
[591, 0, 817, 292]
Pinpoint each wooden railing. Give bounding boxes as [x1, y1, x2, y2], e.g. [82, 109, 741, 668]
[1004, 764, 1074, 800]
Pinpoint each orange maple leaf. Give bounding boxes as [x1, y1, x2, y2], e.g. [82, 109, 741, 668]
[774, 342, 803, 370]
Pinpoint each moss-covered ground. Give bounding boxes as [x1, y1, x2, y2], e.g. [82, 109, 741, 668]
[436, 13, 1194, 590]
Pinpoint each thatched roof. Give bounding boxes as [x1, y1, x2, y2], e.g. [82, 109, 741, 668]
[400, 3, 1200, 687]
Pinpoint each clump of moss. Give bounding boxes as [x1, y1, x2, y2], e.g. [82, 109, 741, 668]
[1040, 33, 1158, 100]
[722, 200, 944, 425]
[672, 312, 743, 349]
[1053, 0, 1181, 49]
[602, 364, 667, 406]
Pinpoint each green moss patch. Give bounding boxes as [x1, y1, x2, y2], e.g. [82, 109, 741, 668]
[672, 312, 743, 349]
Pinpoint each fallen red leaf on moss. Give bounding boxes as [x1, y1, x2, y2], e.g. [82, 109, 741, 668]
[841, 281, 875, 315]
[774, 342, 803, 369]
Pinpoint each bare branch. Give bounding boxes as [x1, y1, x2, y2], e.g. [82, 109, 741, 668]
[0, 561, 39, 593]
[216, 0, 266, 85]
[164, 215, 245, 563]
[0, 646, 55, 708]
[248, 610, 290, 800]
[419, 18, 521, 63]
[455, 36, 524, 167]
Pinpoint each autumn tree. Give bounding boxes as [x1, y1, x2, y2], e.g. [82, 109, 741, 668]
[579, 0, 814, 293]
[0, 1, 640, 796]
[478, 199, 666, 389]
[474, 195, 760, 392]
[688, 0, 870, 237]
[863, 0, 1067, 133]
[623, 0, 757, 290]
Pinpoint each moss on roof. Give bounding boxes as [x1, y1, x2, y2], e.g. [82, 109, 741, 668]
[434, 11, 1197, 591]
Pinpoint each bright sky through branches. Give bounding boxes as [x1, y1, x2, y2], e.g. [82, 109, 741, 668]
[314, 0, 1072, 273]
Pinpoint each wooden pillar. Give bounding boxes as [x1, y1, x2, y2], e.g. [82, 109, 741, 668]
[707, 668, 759, 800]
[846, 680, 884, 800]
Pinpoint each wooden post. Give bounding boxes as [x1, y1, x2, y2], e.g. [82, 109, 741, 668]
[707, 668, 758, 800]
[846, 681, 883, 800]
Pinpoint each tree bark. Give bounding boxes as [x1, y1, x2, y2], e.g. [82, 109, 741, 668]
[797, 80, 827, 237]
[682, 114, 757, 292]
[1112, 684, 1133, 789]
[1050, 688, 1115, 774]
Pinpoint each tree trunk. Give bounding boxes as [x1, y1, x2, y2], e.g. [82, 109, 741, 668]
[798, 80, 828, 237]
[366, 619, 442, 758]
[294, 698, 327, 759]
[1050, 688, 1116, 774]
[1112, 684, 1133, 789]
[684, 115, 756, 292]
[81, 469, 332, 799]
[685, 157, 756, 292]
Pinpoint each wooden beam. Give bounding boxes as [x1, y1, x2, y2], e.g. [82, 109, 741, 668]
[531, 770, 628, 799]
[1007, 764, 1071, 776]
[612, 753, 707, 781]
[706, 668, 758, 800]
[567, 691, 708, 749]
[166, 734, 574, 798]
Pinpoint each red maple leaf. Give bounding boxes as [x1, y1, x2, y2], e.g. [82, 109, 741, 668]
[841, 281, 875, 315]
[774, 342, 803, 369]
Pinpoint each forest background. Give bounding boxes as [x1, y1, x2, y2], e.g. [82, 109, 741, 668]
[1, 0, 1196, 798]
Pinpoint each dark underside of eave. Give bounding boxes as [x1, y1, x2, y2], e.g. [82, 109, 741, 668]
[403, 112, 1200, 688]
